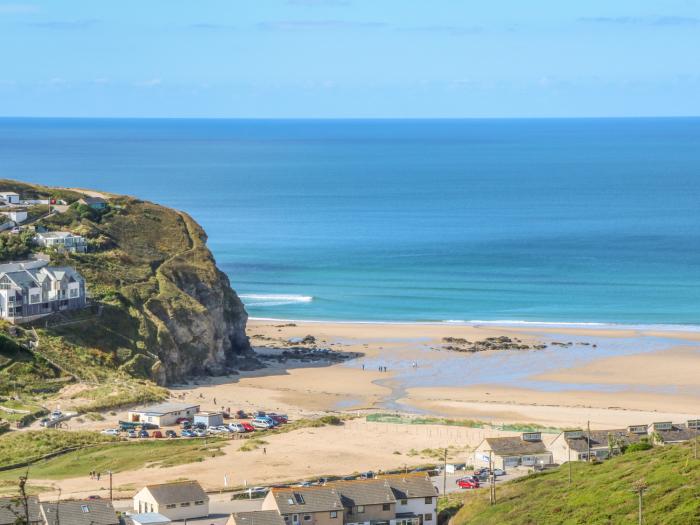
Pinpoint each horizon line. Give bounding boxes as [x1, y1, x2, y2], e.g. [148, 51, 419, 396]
[1, 115, 700, 121]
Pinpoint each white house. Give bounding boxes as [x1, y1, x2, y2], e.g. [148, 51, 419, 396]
[473, 432, 553, 470]
[133, 481, 209, 521]
[379, 473, 438, 525]
[127, 402, 200, 427]
[34, 231, 88, 253]
[0, 260, 86, 323]
[0, 192, 20, 205]
[1, 210, 27, 224]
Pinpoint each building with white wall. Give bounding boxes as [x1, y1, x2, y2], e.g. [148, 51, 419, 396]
[133, 481, 209, 521]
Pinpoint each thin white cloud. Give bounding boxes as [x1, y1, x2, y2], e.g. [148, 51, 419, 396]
[134, 78, 162, 88]
[399, 25, 483, 35]
[258, 19, 386, 31]
[0, 3, 39, 14]
[29, 18, 99, 30]
[579, 15, 700, 26]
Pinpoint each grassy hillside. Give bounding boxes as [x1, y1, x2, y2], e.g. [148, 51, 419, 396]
[453, 442, 700, 525]
[0, 179, 249, 416]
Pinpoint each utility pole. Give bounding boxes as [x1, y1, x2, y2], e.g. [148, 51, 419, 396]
[694, 418, 697, 460]
[442, 448, 447, 497]
[587, 421, 591, 463]
[568, 445, 572, 486]
[109, 470, 113, 502]
[488, 451, 495, 505]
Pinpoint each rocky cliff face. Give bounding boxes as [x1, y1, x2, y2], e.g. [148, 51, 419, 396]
[144, 212, 252, 384]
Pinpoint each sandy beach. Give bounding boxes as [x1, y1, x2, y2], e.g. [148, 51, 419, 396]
[27, 318, 700, 500]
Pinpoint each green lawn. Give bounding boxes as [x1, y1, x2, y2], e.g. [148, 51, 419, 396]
[0, 437, 226, 480]
[0, 430, 117, 467]
[453, 441, 700, 525]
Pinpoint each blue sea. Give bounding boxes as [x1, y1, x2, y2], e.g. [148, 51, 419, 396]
[1, 118, 699, 326]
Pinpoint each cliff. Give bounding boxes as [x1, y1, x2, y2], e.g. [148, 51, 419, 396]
[0, 180, 252, 387]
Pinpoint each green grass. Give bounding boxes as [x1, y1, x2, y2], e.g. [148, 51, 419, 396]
[239, 438, 269, 452]
[366, 414, 559, 433]
[0, 430, 117, 467]
[453, 441, 700, 525]
[0, 437, 227, 480]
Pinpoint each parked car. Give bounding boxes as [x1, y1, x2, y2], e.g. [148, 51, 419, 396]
[228, 422, 246, 433]
[457, 477, 480, 489]
[127, 430, 138, 438]
[181, 429, 196, 438]
[194, 422, 207, 430]
[140, 422, 159, 430]
[251, 418, 273, 429]
[268, 413, 288, 424]
[216, 425, 233, 433]
[165, 430, 178, 438]
[254, 411, 266, 418]
[152, 430, 163, 438]
[176, 417, 191, 424]
[492, 468, 506, 476]
[360, 471, 374, 479]
[194, 429, 207, 437]
[180, 421, 192, 430]
[138, 430, 149, 438]
[207, 426, 223, 434]
[39, 417, 50, 427]
[241, 422, 255, 432]
[236, 410, 247, 419]
[100, 428, 120, 436]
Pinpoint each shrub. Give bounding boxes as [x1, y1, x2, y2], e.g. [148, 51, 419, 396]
[625, 442, 653, 453]
[320, 415, 343, 426]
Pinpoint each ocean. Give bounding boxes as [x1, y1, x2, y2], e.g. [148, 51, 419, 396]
[1, 117, 699, 326]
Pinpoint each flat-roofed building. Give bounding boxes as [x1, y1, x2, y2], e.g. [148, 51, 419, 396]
[34, 231, 87, 253]
[127, 402, 200, 427]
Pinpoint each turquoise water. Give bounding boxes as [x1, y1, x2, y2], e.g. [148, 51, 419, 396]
[1, 118, 699, 325]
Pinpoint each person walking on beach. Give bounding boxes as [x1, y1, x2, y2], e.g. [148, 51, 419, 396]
[263, 447, 267, 455]
[362, 364, 365, 371]
[96, 472, 101, 481]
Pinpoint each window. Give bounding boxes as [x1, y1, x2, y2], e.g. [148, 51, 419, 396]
[381, 503, 390, 511]
[166, 504, 176, 509]
[283, 517, 289, 522]
[400, 499, 408, 505]
[303, 515, 312, 521]
[330, 512, 338, 519]
[424, 497, 433, 504]
[80, 505, 89, 513]
[30, 294, 40, 304]
[294, 493, 305, 504]
[180, 502, 191, 507]
[293, 514, 299, 523]
[195, 500, 205, 505]
[70, 288, 78, 298]
[356, 506, 365, 513]
[424, 514, 433, 522]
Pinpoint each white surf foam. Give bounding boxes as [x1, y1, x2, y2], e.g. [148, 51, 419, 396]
[240, 294, 313, 307]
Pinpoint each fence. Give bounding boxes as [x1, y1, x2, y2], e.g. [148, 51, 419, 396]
[365, 413, 560, 434]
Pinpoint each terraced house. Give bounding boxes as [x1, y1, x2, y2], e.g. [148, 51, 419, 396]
[0, 260, 86, 323]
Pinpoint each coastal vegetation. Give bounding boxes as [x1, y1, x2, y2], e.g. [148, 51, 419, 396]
[452, 442, 700, 524]
[0, 179, 251, 420]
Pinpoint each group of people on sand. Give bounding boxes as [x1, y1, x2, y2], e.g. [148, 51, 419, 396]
[361, 362, 418, 372]
[89, 471, 102, 481]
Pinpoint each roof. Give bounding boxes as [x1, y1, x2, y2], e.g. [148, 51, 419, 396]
[269, 487, 343, 514]
[79, 196, 107, 205]
[483, 436, 549, 456]
[36, 231, 79, 239]
[41, 499, 119, 525]
[563, 429, 643, 453]
[655, 425, 697, 443]
[139, 480, 208, 505]
[128, 512, 172, 525]
[231, 510, 286, 525]
[0, 260, 47, 273]
[130, 402, 200, 416]
[327, 479, 396, 507]
[377, 473, 437, 500]
[0, 496, 42, 524]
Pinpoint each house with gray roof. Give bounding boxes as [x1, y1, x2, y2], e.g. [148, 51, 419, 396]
[0, 496, 42, 525]
[0, 260, 86, 323]
[378, 473, 437, 525]
[549, 428, 646, 463]
[326, 479, 396, 525]
[473, 432, 553, 470]
[228, 510, 287, 525]
[78, 196, 108, 210]
[649, 421, 698, 445]
[40, 498, 119, 525]
[133, 480, 209, 521]
[262, 486, 344, 525]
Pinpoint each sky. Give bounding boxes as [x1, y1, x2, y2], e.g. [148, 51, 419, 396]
[1, 0, 699, 118]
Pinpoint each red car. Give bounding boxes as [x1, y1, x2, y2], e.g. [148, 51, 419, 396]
[152, 430, 164, 438]
[241, 422, 255, 432]
[176, 417, 190, 424]
[456, 477, 480, 489]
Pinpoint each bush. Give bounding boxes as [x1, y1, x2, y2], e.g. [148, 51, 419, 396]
[320, 415, 343, 426]
[625, 442, 653, 453]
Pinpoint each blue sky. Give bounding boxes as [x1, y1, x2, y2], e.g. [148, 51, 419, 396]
[1, 0, 699, 118]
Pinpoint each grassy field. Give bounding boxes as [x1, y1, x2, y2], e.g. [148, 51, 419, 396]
[0, 436, 226, 481]
[453, 441, 700, 525]
[0, 430, 118, 467]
